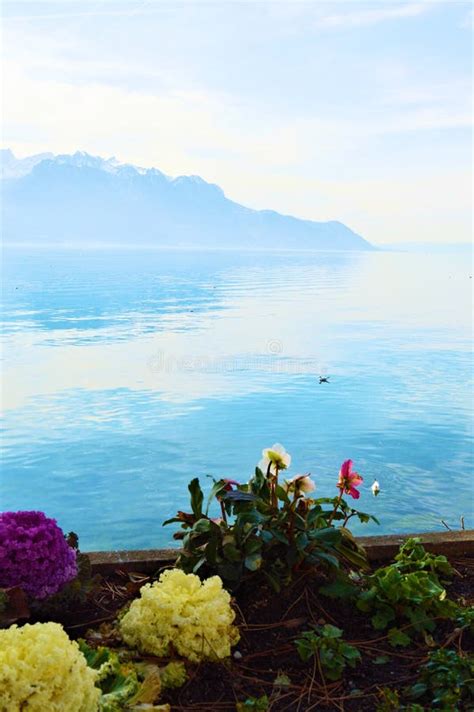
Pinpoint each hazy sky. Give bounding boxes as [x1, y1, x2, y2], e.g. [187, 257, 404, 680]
[1, 0, 472, 244]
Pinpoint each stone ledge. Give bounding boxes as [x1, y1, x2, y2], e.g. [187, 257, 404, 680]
[357, 530, 473, 562]
[87, 548, 178, 575]
[87, 530, 474, 575]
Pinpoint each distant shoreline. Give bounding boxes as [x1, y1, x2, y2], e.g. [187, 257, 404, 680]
[2, 241, 471, 254]
[2, 241, 379, 253]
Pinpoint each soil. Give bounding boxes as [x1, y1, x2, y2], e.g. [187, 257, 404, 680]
[23, 556, 474, 711]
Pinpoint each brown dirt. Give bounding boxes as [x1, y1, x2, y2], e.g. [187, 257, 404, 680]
[160, 557, 474, 711]
[26, 557, 474, 711]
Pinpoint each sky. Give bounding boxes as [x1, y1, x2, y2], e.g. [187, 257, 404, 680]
[1, 0, 472, 245]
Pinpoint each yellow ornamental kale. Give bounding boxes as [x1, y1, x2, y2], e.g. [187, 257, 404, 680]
[119, 569, 240, 662]
[0, 622, 100, 712]
[159, 661, 187, 689]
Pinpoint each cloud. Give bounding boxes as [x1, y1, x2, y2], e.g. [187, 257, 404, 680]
[3, 52, 471, 246]
[315, 2, 431, 29]
[1, 1, 471, 246]
[382, 79, 472, 107]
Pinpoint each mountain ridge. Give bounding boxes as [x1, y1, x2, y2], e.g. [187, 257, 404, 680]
[1, 149, 374, 251]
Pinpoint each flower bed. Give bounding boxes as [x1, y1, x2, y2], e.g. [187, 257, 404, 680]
[1, 444, 473, 711]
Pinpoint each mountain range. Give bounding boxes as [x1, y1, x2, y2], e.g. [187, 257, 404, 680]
[1, 149, 373, 250]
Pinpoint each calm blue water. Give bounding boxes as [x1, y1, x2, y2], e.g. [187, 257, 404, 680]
[1, 246, 472, 550]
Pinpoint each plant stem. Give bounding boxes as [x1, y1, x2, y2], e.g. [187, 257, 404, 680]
[272, 464, 279, 509]
[219, 499, 228, 525]
[327, 491, 343, 527]
[287, 491, 298, 545]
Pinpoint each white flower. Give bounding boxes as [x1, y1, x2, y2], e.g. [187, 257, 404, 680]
[283, 474, 316, 495]
[371, 480, 380, 496]
[258, 443, 291, 475]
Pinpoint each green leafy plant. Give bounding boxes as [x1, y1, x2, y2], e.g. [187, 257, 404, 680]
[357, 539, 457, 643]
[164, 448, 377, 591]
[455, 604, 474, 633]
[376, 688, 424, 712]
[393, 538, 453, 581]
[79, 641, 185, 711]
[408, 649, 474, 709]
[294, 624, 361, 680]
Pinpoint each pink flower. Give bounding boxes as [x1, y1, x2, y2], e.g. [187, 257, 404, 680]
[337, 460, 363, 499]
[222, 478, 240, 492]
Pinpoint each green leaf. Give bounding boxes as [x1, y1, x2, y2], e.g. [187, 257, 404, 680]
[79, 641, 117, 672]
[267, 527, 289, 545]
[193, 518, 211, 533]
[312, 551, 340, 568]
[336, 531, 369, 570]
[337, 547, 368, 568]
[273, 673, 291, 688]
[356, 511, 380, 525]
[321, 624, 343, 638]
[319, 578, 356, 600]
[409, 682, 428, 699]
[343, 645, 361, 660]
[309, 526, 341, 545]
[275, 485, 290, 503]
[387, 627, 411, 648]
[374, 655, 390, 665]
[306, 506, 326, 527]
[223, 543, 242, 562]
[244, 538, 262, 556]
[99, 670, 140, 710]
[188, 478, 204, 518]
[371, 606, 396, 630]
[295, 532, 309, 550]
[313, 496, 340, 506]
[205, 479, 228, 513]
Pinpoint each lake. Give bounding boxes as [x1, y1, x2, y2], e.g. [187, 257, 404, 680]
[1, 246, 472, 550]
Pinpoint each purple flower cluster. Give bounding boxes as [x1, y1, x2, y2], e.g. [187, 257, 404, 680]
[0, 511, 77, 600]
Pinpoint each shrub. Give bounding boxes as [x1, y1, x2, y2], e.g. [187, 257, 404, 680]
[0, 622, 100, 711]
[165, 447, 377, 591]
[119, 568, 240, 662]
[0, 511, 77, 600]
[392, 538, 453, 581]
[357, 539, 457, 642]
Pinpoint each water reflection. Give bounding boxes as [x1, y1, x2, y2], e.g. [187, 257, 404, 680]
[1, 247, 472, 549]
